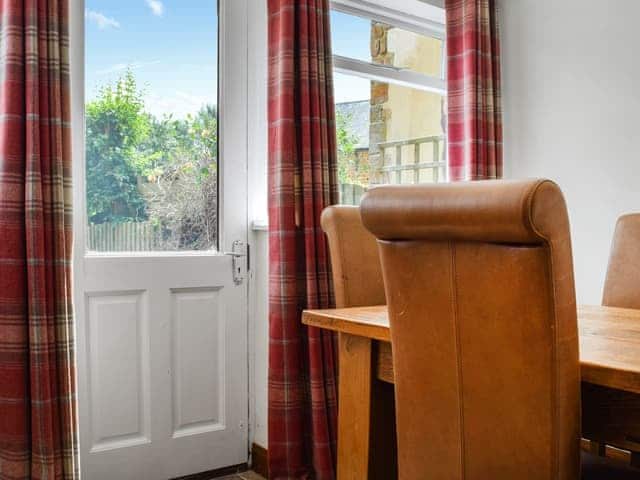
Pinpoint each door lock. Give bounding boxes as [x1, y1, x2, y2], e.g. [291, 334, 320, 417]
[224, 240, 249, 285]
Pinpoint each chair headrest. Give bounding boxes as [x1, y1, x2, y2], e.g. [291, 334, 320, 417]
[360, 179, 569, 245]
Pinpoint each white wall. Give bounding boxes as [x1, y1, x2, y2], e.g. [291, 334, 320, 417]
[249, 230, 269, 448]
[499, 0, 640, 303]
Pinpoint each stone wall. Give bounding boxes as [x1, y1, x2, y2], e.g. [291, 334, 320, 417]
[367, 22, 445, 184]
[369, 22, 391, 184]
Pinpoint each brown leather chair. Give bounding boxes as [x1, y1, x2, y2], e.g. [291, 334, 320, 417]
[581, 213, 640, 464]
[321, 205, 397, 479]
[361, 179, 639, 479]
[321, 206, 385, 308]
[603, 213, 640, 309]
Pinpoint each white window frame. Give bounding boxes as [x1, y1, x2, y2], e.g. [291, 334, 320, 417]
[71, 0, 250, 257]
[331, 0, 447, 95]
[331, 0, 448, 189]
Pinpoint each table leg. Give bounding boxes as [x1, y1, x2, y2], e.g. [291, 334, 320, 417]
[338, 332, 372, 480]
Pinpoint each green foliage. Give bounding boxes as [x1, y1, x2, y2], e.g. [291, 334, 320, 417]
[142, 106, 218, 249]
[85, 69, 219, 250]
[85, 69, 372, 249]
[336, 110, 370, 187]
[86, 69, 151, 223]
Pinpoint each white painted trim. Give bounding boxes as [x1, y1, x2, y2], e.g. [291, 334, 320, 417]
[333, 55, 446, 95]
[251, 220, 268, 232]
[69, 0, 84, 475]
[70, 1, 85, 260]
[247, 0, 268, 234]
[246, 0, 269, 451]
[331, 0, 445, 39]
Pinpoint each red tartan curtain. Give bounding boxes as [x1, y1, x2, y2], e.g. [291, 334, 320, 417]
[0, 0, 78, 478]
[446, 0, 503, 180]
[267, 0, 339, 478]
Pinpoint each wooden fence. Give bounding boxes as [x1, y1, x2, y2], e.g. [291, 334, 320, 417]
[378, 135, 446, 184]
[87, 222, 162, 252]
[340, 183, 366, 206]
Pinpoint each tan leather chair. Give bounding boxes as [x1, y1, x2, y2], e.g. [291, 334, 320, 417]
[321, 205, 396, 479]
[581, 213, 640, 466]
[361, 179, 639, 479]
[603, 213, 640, 309]
[321, 206, 385, 308]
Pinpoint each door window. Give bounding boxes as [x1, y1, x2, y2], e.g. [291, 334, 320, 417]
[85, 1, 219, 251]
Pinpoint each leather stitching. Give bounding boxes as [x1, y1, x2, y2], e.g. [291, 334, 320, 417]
[526, 180, 561, 479]
[450, 241, 466, 479]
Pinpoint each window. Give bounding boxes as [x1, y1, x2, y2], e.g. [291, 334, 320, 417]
[84, 1, 219, 252]
[330, 1, 446, 205]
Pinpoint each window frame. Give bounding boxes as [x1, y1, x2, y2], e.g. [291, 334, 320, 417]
[71, 0, 249, 256]
[331, 0, 447, 95]
[331, 0, 448, 191]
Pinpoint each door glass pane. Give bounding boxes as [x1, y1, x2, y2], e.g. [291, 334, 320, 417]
[334, 72, 446, 205]
[331, 10, 445, 79]
[85, 1, 219, 252]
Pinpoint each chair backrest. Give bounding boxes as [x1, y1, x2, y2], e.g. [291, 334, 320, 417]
[361, 179, 581, 480]
[321, 205, 385, 308]
[603, 214, 640, 309]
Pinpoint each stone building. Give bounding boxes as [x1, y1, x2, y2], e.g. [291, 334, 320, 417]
[335, 20, 446, 197]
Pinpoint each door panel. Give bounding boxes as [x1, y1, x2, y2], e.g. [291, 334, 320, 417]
[78, 255, 247, 479]
[87, 290, 151, 453]
[171, 287, 224, 437]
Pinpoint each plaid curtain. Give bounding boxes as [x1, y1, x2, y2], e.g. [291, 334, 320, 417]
[0, 0, 78, 479]
[267, 0, 339, 478]
[446, 0, 503, 180]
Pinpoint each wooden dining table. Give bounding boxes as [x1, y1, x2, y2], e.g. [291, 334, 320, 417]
[302, 304, 640, 479]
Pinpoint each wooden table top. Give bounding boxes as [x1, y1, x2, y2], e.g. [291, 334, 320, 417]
[302, 304, 640, 395]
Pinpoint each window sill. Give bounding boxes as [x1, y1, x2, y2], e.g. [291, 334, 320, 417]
[251, 220, 268, 232]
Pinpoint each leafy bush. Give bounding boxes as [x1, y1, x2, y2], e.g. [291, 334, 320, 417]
[85, 69, 218, 250]
[86, 70, 151, 223]
[141, 107, 218, 250]
[336, 110, 370, 187]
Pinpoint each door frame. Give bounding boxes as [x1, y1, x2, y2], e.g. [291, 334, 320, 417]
[70, 0, 251, 475]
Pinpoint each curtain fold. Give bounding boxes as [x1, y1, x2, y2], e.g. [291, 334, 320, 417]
[446, 0, 503, 180]
[0, 0, 78, 478]
[267, 0, 339, 478]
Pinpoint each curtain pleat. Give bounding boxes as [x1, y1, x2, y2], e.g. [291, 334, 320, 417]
[446, 0, 503, 180]
[0, 0, 78, 478]
[267, 0, 339, 478]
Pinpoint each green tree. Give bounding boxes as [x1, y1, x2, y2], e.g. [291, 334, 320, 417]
[85, 69, 220, 249]
[85, 69, 151, 223]
[141, 105, 219, 249]
[336, 110, 369, 186]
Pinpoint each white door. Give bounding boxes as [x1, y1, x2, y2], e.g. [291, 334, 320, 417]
[71, 1, 249, 478]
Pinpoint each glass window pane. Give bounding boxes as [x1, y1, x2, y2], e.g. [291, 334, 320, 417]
[85, 1, 218, 252]
[331, 10, 444, 79]
[334, 72, 445, 205]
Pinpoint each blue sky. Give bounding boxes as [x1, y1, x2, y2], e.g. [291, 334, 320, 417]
[85, 0, 219, 118]
[331, 11, 372, 104]
[85, 4, 370, 118]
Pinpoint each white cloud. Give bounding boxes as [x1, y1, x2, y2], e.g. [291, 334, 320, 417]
[145, 0, 164, 16]
[175, 91, 209, 108]
[86, 10, 120, 30]
[96, 60, 161, 76]
[146, 90, 215, 119]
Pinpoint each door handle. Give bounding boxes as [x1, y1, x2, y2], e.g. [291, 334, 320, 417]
[224, 240, 248, 285]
